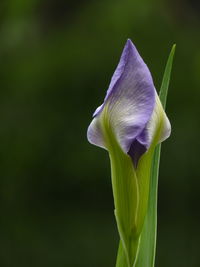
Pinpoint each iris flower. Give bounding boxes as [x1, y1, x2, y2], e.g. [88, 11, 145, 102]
[87, 39, 171, 267]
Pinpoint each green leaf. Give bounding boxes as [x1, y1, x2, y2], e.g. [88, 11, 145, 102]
[159, 44, 176, 109]
[115, 44, 176, 267]
[135, 44, 176, 267]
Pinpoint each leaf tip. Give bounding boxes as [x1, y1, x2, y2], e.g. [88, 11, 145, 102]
[171, 44, 176, 57]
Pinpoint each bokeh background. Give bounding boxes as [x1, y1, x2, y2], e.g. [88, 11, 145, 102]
[0, 0, 200, 266]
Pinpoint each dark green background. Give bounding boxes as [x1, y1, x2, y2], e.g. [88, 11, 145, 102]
[0, 0, 200, 266]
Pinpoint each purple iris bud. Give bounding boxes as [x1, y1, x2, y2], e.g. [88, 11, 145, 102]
[87, 39, 171, 167]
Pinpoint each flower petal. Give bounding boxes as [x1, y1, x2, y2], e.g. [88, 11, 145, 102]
[87, 116, 105, 149]
[128, 128, 148, 167]
[88, 39, 155, 161]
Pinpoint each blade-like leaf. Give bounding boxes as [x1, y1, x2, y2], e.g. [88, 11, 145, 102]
[116, 44, 176, 267]
[135, 44, 175, 267]
[159, 44, 176, 109]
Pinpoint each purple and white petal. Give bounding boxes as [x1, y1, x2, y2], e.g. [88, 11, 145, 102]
[88, 39, 155, 162]
[128, 92, 171, 166]
[87, 116, 105, 149]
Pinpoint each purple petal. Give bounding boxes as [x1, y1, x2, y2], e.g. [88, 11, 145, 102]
[88, 39, 156, 164]
[128, 140, 147, 167]
[93, 40, 129, 117]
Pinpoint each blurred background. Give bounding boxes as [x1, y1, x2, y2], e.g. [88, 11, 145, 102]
[0, 0, 200, 266]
